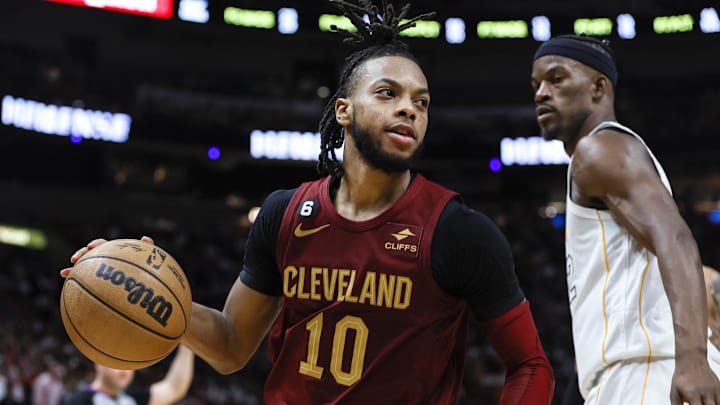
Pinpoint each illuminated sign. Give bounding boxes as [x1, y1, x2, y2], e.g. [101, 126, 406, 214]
[700, 8, 720, 33]
[617, 13, 637, 39]
[445, 18, 466, 44]
[531, 16, 551, 41]
[574, 18, 613, 36]
[654, 14, 694, 34]
[477, 20, 528, 39]
[45, 0, 173, 19]
[1, 95, 131, 143]
[0, 224, 47, 250]
[400, 19, 441, 38]
[319, 14, 356, 32]
[500, 137, 569, 166]
[224, 7, 275, 29]
[178, 0, 208, 23]
[278, 8, 299, 34]
[250, 130, 343, 161]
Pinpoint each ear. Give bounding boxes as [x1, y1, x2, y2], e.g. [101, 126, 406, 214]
[335, 98, 352, 127]
[591, 75, 610, 101]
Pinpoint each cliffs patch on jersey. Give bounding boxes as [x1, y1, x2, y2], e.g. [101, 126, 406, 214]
[383, 223, 422, 258]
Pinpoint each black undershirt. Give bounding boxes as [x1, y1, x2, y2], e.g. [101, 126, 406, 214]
[241, 186, 524, 322]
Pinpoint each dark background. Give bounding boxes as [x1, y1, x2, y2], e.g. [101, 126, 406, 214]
[1, 0, 719, 403]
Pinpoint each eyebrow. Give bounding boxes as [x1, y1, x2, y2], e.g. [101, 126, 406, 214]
[531, 65, 567, 83]
[371, 78, 430, 95]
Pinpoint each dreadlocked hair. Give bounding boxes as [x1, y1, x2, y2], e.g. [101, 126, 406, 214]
[316, 0, 436, 176]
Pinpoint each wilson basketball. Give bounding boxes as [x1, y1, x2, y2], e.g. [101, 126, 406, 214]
[60, 239, 192, 370]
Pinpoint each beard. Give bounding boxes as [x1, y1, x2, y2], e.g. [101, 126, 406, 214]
[539, 125, 559, 141]
[348, 117, 424, 175]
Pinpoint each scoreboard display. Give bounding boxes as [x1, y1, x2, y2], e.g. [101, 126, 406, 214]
[45, 0, 174, 19]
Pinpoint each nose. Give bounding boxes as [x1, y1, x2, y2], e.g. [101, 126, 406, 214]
[396, 96, 417, 121]
[534, 81, 551, 104]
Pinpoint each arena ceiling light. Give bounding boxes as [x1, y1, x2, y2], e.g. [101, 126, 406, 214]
[699, 8, 720, 33]
[0, 224, 47, 250]
[178, 0, 208, 23]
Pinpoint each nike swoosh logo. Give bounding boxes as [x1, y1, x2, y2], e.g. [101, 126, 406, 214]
[294, 223, 331, 238]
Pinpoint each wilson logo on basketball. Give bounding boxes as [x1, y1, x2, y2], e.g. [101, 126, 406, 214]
[95, 263, 173, 327]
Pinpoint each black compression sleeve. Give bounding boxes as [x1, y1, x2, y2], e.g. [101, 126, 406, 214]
[431, 199, 524, 321]
[239, 188, 296, 296]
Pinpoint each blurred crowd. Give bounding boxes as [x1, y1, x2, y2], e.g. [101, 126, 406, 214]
[1, 197, 570, 405]
[2, 187, 720, 404]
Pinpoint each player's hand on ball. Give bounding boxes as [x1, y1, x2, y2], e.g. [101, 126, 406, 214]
[60, 236, 155, 278]
[59, 237, 190, 369]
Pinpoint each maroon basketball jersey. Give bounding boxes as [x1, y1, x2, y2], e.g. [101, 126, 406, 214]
[264, 174, 469, 404]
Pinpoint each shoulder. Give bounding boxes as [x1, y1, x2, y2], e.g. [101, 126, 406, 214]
[574, 127, 644, 168]
[256, 188, 298, 220]
[433, 199, 511, 264]
[436, 199, 503, 239]
[572, 127, 655, 196]
[263, 188, 297, 208]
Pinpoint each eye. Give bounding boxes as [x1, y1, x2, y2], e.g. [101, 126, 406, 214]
[416, 98, 429, 108]
[551, 75, 564, 84]
[377, 88, 394, 97]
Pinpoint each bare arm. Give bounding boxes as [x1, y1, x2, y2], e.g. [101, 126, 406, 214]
[573, 131, 718, 402]
[181, 278, 282, 374]
[148, 345, 194, 405]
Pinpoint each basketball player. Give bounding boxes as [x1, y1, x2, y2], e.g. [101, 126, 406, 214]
[61, 345, 194, 405]
[531, 34, 720, 404]
[62, 0, 554, 403]
[561, 265, 720, 405]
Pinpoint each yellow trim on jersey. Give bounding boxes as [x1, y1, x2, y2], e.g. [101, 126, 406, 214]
[638, 251, 653, 405]
[596, 211, 612, 367]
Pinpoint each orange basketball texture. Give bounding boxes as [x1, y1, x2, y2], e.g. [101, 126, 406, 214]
[60, 239, 192, 369]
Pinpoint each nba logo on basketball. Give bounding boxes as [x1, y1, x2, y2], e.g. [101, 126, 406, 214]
[146, 247, 167, 270]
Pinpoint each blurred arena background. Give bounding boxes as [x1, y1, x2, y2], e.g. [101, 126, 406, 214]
[1, 0, 719, 403]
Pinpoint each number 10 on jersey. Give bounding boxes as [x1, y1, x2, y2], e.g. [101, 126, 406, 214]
[299, 313, 369, 386]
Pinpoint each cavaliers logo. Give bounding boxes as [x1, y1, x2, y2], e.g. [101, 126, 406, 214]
[384, 223, 422, 258]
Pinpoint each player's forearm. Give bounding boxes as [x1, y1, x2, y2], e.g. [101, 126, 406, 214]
[479, 301, 555, 404]
[149, 345, 195, 405]
[500, 356, 555, 405]
[164, 345, 194, 394]
[656, 228, 708, 356]
[182, 302, 253, 374]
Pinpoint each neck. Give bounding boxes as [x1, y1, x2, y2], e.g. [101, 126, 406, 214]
[334, 157, 411, 221]
[565, 109, 616, 156]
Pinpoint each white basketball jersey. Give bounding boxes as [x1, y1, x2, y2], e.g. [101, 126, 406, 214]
[565, 121, 676, 397]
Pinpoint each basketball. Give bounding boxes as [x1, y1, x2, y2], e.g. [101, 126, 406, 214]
[60, 239, 192, 370]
